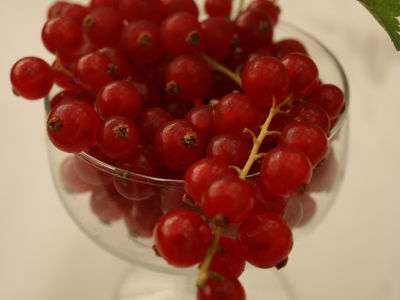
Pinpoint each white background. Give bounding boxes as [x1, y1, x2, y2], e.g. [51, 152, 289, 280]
[1, 0, 400, 299]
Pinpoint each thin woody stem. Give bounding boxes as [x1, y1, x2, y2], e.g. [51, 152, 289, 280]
[202, 54, 242, 87]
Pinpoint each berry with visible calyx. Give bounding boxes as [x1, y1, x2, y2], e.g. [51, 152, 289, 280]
[47, 102, 100, 153]
[161, 12, 204, 57]
[282, 53, 319, 96]
[248, 0, 280, 26]
[290, 102, 331, 134]
[98, 116, 140, 160]
[155, 119, 205, 171]
[141, 107, 173, 141]
[120, 20, 163, 65]
[261, 147, 312, 197]
[115, 0, 165, 23]
[202, 176, 255, 224]
[205, 0, 231, 18]
[186, 104, 215, 138]
[83, 7, 123, 48]
[273, 39, 307, 59]
[155, 209, 212, 267]
[197, 277, 246, 300]
[165, 54, 212, 102]
[162, 0, 199, 17]
[10, 57, 54, 100]
[201, 17, 236, 60]
[238, 212, 293, 268]
[309, 84, 345, 120]
[184, 158, 236, 203]
[96, 80, 143, 120]
[207, 134, 251, 168]
[97, 47, 132, 78]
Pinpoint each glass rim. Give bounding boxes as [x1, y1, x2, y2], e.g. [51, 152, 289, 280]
[44, 21, 350, 186]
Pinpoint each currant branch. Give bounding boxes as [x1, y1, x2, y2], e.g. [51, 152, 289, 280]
[202, 54, 242, 86]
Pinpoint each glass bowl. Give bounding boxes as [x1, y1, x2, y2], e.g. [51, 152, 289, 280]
[45, 21, 349, 299]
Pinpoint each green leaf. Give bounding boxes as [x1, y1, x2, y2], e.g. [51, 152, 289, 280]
[358, 0, 400, 50]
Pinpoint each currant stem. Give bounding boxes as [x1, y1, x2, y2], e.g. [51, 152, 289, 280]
[202, 54, 242, 86]
[197, 224, 225, 287]
[54, 57, 74, 78]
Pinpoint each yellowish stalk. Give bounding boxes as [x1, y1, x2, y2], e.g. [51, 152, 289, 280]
[202, 54, 242, 87]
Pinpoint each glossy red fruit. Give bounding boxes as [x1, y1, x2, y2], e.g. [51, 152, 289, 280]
[209, 238, 245, 279]
[290, 102, 331, 134]
[202, 176, 254, 224]
[165, 54, 212, 102]
[115, 0, 165, 23]
[83, 7, 123, 48]
[60, 156, 92, 193]
[98, 116, 140, 160]
[42, 17, 82, 54]
[161, 0, 199, 17]
[201, 17, 236, 60]
[273, 39, 307, 59]
[207, 134, 251, 168]
[184, 158, 235, 203]
[161, 12, 204, 57]
[154, 209, 212, 267]
[279, 121, 328, 166]
[141, 107, 173, 141]
[309, 84, 345, 120]
[47, 1, 69, 19]
[186, 105, 214, 138]
[90, 0, 114, 9]
[261, 147, 312, 197]
[214, 92, 259, 136]
[282, 53, 318, 96]
[47, 102, 100, 153]
[50, 90, 93, 110]
[10, 57, 54, 100]
[59, 3, 89, 22]
[238, 212, 292, 268]
[96, 80, 143, 120]
[155, 119, 205, 171]
[242, 56, 289, 108]
[248, 0, 280, 26]
[235, 10, 273, 52]
[197, 277, 246, 300]
[205, 0, 231, 18]
[98, 47, 132, 78]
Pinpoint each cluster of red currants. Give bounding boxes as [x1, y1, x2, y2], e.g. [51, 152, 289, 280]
[10, 0, 345, 298]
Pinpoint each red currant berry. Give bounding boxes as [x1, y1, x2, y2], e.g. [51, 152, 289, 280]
[97, 47, 132, 78]
[261, 147, 312, 197]
[165, 54, 212, 102]
[248, 0, 280, 26]
[155, 119, 205, 171]
[83, 7, 123, 48]
[42, 17, 82, 54]
[98, 116, 140, 160]
[279, 122, 328, 166]
[202, 176, 254, 223]
[89, 0, 114, 9]
[47, 102, 100, 153]
[10, 57, 54, 100]
[141, 107, 173, 141]
[207, 134, 251, 168]
[161, 0, 199, 17]
[155, 209, 212, 267]
[96, 80, 143, 120]
[161, 12, 204, 57]
[242, 55, 289, 108]
[186, 105, 214, 138]
[197, 277, 245, 300]
[61, 4, 89, 23]
[60, 156, 92, 193]
[282, 53, 318, 96]
[47, 1, 69, 19]
[214, 92, 259, 136]
[209, 237, 245, 279]
[184, 158, 235, 203]
[201, 17, 236, 60]
[290, 102, 331, 134]
[115, 0, 164, 23]
[238, 212, 292, 268]
[205, 0, 231, 18]
[120, 20, 163, 65]
[309, 84, 345, 120]
[235, 10, 273, 52]
[273, 39, 307, 59]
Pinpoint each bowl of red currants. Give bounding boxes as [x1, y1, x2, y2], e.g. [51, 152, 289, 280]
[11, 0, 349, 299]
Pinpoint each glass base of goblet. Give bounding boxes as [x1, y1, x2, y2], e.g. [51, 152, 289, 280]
[114, 265, 295, 300]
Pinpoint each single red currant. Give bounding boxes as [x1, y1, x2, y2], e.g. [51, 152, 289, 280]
[197, 277, 246, 300]
[154, 209, 212, 267]
[261, 147, 312, 197]
[161, 0, 199, 17]
[248, 0, 280, 26]
[47, 102, 100, 153]
[97, 47, 132, 78]
[273, 39, 307, 59]
[98, 116, 140, 160]
[238, 212, 292, 268]
[309, 84, 345, 120]
[290, 102, 331, 134]
[186, 105, 214, 138]
[205, 0, 232, 18]
[10, 57, 54, 100]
